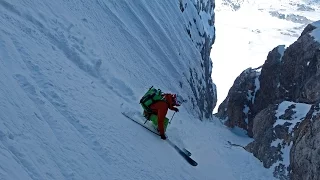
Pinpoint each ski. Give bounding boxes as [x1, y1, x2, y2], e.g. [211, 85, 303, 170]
[122, 112, 197, 166]
[183, 148, 192, 157]
[167, 139, 198, 166]
[121, 112, 159, 136]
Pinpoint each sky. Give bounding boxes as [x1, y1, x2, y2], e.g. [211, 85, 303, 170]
[211, 0, 320, 112]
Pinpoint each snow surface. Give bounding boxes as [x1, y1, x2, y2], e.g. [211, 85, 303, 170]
[0, 0, 275, 179]
[270, 141, 293, 177]
[270, 101, 311, 177]
[271, 138, 283, 148]
[199, 10, 215, 39]
[310, 20, 320, 42]
[211, 0, 320, 112]
[312, 20, 320, 28]
[275, 101, 312, 133]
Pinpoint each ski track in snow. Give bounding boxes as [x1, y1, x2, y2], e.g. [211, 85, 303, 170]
[0, 0, 275, 179]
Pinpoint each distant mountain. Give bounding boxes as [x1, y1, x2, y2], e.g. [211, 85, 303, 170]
[219, 0, 245, 11]
[216, 0, 319, 23]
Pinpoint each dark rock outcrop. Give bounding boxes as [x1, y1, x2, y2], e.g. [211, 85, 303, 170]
[217, 21, 320, 133]
[216, 67, 261, 136]
[253, 45, 284, 115]
[245, 101, 312, 180]
[217, 20, 320, 179]
[279, 24, 320, 103]
[290, 103, 320, 180]
[245, 105, 279, 168]
[255, 23, 320, 114]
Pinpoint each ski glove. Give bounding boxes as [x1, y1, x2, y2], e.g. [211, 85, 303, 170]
[160, 134, 167, 140]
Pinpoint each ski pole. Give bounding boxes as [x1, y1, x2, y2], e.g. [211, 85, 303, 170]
[169, 112, 176, 124]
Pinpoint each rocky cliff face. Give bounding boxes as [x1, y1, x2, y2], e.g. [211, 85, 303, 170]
[290, 103, 320, 180]
[216, 20, 320, 179]
[180, 0, 216, 119]
[216, 67, 261, 136]
[245, 101, 312, 179]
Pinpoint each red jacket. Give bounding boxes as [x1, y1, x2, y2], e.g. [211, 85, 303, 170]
[150, 94, 178, 135]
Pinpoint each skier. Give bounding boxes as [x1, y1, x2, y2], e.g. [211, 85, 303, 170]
[140, 87, 182, 140]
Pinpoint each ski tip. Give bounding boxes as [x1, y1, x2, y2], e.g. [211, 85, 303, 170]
[187, 158, 198, 166]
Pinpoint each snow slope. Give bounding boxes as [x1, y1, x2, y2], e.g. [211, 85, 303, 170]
[211, 0, 320, 111]
[310, 20, 320, 42]
[0, 0, 274, 179]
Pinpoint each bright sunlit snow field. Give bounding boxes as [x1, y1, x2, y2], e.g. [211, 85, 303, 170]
[211, 0, 320, 111]
[0, 0, 275, 179]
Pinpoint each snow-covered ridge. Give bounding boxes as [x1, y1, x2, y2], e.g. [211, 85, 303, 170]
[179, 0, 217, 119]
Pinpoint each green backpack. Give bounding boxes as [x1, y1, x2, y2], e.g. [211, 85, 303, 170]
[140, 86, 165, 113]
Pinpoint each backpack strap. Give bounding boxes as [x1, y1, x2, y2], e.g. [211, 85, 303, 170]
[140, 94, 154, 113]
[139, 86, 165, 113]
